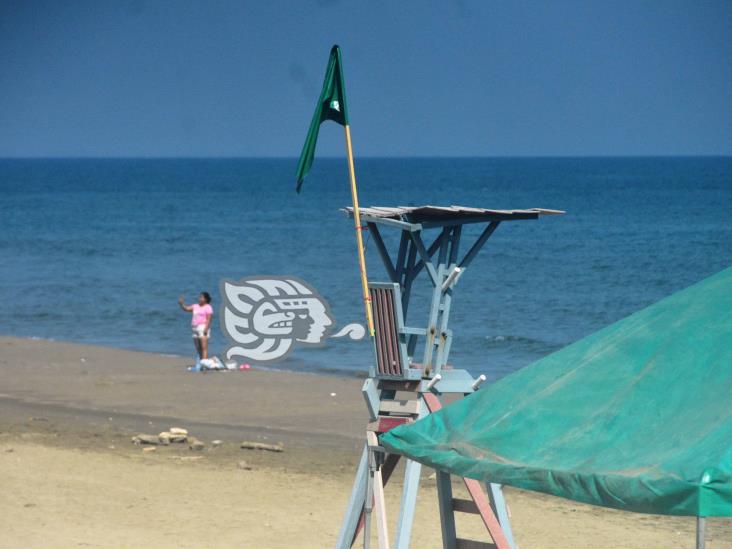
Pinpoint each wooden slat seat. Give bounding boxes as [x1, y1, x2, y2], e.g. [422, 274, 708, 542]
[369, 283, 413, 379]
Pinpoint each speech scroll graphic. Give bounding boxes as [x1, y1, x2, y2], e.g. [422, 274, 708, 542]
[220, 276, 364, 363]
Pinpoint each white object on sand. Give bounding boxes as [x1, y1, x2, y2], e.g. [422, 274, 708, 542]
[200, 357, 226, 370]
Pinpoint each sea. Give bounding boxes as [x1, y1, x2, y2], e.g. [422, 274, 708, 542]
[1, 157, 730, 379]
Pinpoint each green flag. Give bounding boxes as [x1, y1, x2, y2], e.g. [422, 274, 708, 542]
[295, 45, 349, 192]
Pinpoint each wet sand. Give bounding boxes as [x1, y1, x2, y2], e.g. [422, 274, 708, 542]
[1, 336, 730, 548]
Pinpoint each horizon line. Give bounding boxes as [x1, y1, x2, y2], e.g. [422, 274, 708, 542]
[1, 154, 731, 160]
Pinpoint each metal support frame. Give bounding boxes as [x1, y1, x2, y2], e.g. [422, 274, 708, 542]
[697, 516, 706, 549]
[366, 220, 501, 378]
[338, 217, 515, 549]
[436, 470, 457, 546]
[336, 445, 368, 548]
[393, 402, 427, 549]
[488, 482, 516, 548]
[338, 386, 515, 549]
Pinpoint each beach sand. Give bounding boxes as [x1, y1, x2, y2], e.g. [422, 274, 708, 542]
[1, 336, 730, 548]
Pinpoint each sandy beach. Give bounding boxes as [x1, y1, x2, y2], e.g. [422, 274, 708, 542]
[1, 335, 731, 548]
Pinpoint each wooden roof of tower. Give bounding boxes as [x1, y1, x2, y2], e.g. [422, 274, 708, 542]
[342, 205, 564, 228]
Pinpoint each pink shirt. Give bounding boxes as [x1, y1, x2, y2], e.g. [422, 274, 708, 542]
[191, 304, 213, 327]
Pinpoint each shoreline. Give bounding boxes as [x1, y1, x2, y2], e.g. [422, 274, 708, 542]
[0, 332, 371, 379]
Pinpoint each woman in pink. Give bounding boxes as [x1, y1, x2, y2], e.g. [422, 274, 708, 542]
[178, 292, 213, 364]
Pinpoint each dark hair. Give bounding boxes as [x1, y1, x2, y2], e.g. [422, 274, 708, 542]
[200, 291, 212, 304]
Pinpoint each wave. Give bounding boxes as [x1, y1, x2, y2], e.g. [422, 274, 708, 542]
[482, 334, 563, 355]
[312, 366, 369, 379]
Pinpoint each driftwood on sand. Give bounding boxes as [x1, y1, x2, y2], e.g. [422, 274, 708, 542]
[240, 441, 284, 452]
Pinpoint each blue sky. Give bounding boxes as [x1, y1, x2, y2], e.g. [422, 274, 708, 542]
[1, 1, 730, 157]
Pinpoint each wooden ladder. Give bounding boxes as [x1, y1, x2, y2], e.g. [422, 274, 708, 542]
[436, 471, 511, 549]
[423, 392, 514, 549]
[346, 383, 515, 549]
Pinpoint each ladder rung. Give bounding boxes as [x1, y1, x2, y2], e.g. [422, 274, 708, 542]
[378, 399, 421, 415]
[452, 497, 479, 514]
[455, 539, 496, 549]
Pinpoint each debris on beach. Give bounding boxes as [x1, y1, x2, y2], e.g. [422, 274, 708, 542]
[188, 437, 205, 451]
[132, 434, 160, 445]
[237, 460, 253, 470]
[212, 440, 223, 447]
[143, 446, 156, 453]
[240, 441, 284, 452]
[132, 427, 194, 446]
[130, 427, 209, 451]
[158, 430, 188, 445]
[198, 357, 229, 371]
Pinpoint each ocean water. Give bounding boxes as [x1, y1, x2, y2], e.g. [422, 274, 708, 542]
[1, 157, 731, 379]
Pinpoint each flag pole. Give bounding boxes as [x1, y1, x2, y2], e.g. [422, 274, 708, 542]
[344, 124, 375, 337]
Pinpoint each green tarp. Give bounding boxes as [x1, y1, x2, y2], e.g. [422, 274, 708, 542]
[381, 267, 732, 516]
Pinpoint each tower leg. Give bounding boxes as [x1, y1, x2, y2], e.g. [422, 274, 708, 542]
[697, 516, 706, 549]
[371, 457, 390, 548]
[366, 431, 390, 549]
[393, 457, 422, 549]
[487, 483, 516, 549]
[336, 445, 369, 549]
[436, 471, 457, 549]
[363, 460, 373, 549]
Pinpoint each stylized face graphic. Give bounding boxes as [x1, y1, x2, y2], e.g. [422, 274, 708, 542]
[275, 297, 333, 343]
[250, 297, 333, 343]
[220, 277, 336, 363]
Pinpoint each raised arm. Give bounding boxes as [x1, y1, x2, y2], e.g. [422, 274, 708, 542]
[178, 295, 193, 312]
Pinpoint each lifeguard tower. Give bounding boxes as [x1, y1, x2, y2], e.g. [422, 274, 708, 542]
[336, 205, 562, 549]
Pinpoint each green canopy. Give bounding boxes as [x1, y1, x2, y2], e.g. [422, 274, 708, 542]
[381, 267, 732, 517]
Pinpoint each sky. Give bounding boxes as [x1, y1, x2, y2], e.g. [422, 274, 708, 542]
[1, 1, 731, 157]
